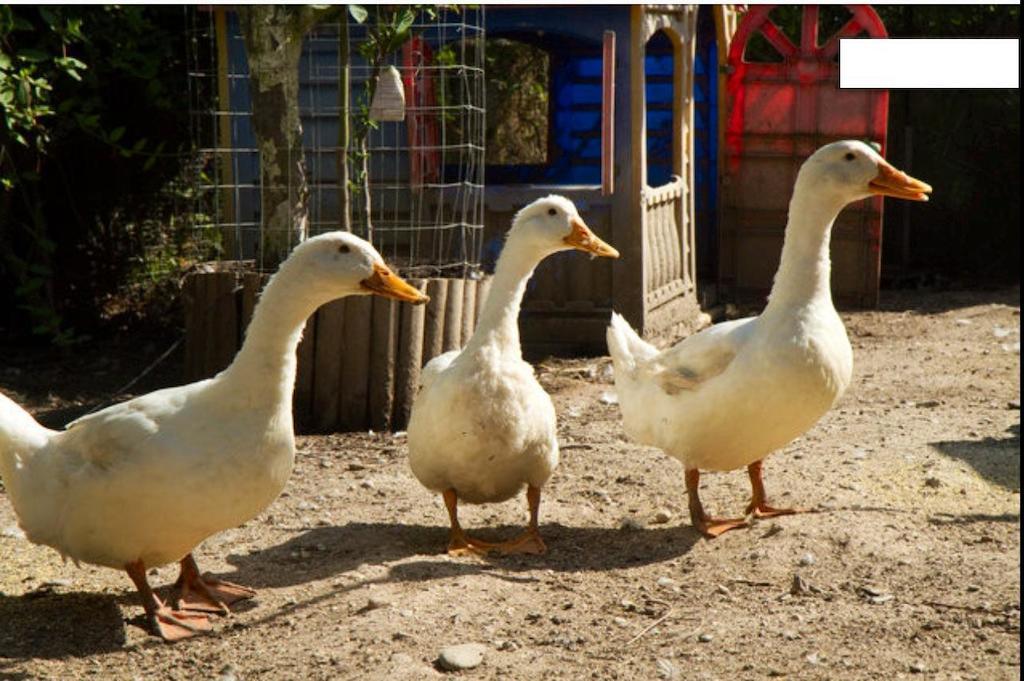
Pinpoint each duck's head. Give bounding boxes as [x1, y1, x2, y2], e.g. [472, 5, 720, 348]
[287, 231, 429, 305]
[509, 195, 620, 259]
[800, 140, 932, 205]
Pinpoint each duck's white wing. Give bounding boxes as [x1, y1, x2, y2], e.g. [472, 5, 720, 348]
[646, 317, 757, 394]
[60, 382, 208, 468]
[419, 350, 462, 392]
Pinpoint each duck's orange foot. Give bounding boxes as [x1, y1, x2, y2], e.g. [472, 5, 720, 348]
[150, 605, 212, 642]
[694, 516, 749, 538]
[497, 530, 547, 556]
[746, 502, 807, 519]
[177, 575, 256, 615]
[447, 532, 496, 557]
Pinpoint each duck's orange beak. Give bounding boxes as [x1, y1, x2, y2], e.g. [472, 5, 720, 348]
[869, 161, 932, 202]
[360, 263, 429, 305]
[563, 217, 620, 258]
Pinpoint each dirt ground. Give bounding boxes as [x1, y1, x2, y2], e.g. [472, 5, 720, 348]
[1, 287, 1020, 680]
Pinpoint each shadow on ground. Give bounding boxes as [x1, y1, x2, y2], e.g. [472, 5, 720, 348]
[877, 286, 1020, 314]
[931, 423, 1021, 491]
[0, 592, 124, 662]
[204, 521, 700, 631]
[218, 521, 700, 591]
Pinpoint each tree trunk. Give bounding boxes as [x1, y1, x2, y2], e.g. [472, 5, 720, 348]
[238, 6, 319, 267]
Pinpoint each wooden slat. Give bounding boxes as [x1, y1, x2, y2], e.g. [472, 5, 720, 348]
[294, 311, 317, 431]
[239, 272, 265, 339]
[422, 278, 448, 364]
[182, 273, 206, 382]
[338, 296, 372, 430]
[209, 272, 239, 376]
[311, 299, 346, 432]
[461, 278, 477, 343]
[392, 278, 426, 428]
[368, 295, 398, 432]
[475, 276, 492, 322]
[443, 278, 465, 352]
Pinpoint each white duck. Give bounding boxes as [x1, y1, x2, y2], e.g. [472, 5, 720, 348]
[0, 231, 427, 641]
[407, 196, 619, 555]
[607, 140, 931, 537]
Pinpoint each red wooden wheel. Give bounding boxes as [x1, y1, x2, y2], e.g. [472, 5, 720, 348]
[728, 5, 887, 65]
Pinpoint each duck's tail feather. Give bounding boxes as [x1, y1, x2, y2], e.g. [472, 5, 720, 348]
[606, 312, 658, 375]
[0, 392, 50, 475]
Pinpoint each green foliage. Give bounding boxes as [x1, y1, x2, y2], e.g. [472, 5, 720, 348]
[0, 6, 86, 188]
[482, 39, 548, 165]
[0, 6, 193, 343]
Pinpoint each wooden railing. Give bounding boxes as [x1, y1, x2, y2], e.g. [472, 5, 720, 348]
[642, 176, 694, 310]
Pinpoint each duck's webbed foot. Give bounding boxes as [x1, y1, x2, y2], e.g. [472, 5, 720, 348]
[745, 460, 807, 519]
[447, 529, 497, 556]
[496, 485, 547, 554]
[443, 488, 496, 556]
[686, 468, 749, 538]
[174, 554, 256, 615]
[693, 514, 749, 538]
[496, 529, 547, 555]
[125, 560, 212, 642]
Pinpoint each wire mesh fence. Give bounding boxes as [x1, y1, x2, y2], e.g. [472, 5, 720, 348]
[186, 7, 486, 276]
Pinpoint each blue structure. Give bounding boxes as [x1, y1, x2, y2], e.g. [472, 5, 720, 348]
[485, 6, 719, 286]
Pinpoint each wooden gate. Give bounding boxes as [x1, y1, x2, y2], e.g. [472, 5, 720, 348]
[719, 5, 889, 307]
[634, 6, 703, 341]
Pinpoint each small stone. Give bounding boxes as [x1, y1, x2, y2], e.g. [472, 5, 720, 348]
[613, 616, 629, 628]
[359, 479, 375, 490]
[652, 509, 673, 524]
[799, 552, 816, 566]
[716, 584, 732, 596]
[1, 525, 26, 540]
[656, 658, 681, 680]
[437, 643, 486, 672]
[698, 633, 713, 643]
[599, 391, 619, 405]
[365, 596, 390, 611]
[619, 516, 645, 531]
[790, 574, 810, 595]
[218, 664, 239, 681]
[495, 639, 519, 651]
[910, 662, 926, 674]
[656, 577, 676, 588]
[762, 523, 783, 538]
[924, 476, 942, 488]
[347, 462, 366, 471]
[783, 629, 799, 641]
[806, 652, 820, 665]
[1008, 400, 1021, 410]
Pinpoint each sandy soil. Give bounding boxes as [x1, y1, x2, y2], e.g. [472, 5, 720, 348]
[1, 288, 1020, 680]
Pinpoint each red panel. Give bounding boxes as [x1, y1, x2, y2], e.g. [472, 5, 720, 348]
[721, 5, 890, 307]
[402, 38, 440, 187]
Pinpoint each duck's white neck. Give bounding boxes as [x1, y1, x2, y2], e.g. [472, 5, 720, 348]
[222, 265, 325, 404]
[765, 183, 846, 312]
[465, 233, 547, 357]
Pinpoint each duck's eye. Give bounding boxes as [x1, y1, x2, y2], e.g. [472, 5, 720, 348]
[547, 208, 557, 216]
[338, 244, 351, 254]
[844, 152, 856, 161]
